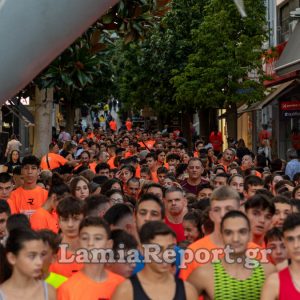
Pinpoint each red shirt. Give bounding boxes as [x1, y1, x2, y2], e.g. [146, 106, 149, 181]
[209, 131, 223, 152]
[164, 217, 185, 243]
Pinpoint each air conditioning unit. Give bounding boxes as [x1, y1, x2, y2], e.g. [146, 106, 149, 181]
[289, 20, 298, 34]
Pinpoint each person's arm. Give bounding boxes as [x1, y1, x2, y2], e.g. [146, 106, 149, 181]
[183, 281, 198, 300]
[4, 142, 11, 157]
[111, 280, 133, 300]
[187, 266, 209, 296]
[260, 272, 279, 300]
[48, 284, 56, 300]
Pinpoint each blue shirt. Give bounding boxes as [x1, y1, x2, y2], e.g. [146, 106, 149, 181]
[285, 159, 300, 180]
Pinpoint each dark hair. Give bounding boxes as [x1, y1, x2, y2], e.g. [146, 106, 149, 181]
[183, 211, 204, 239]
[139, 221, 176, 244]
[38, 229, 61, 254]
[100, 179, 123, 194]
[145, 183, 164, 194]
[0, 172, 12, 184]
[84, 195, 110, 216]
[220, 210, 250, 232]
[228, 174, 244, 185]
[157, 167, 168, 175]
[9, 150, 20, 164]
[275, 180, 295, 195]
[111, 229, 138, 257]
[69, 176, 90, 197]
[48, 173, 70, 197]
[264, 227, 283, 245]
[0, 200, 11, 216]
[166, 154, 180, 163]
[120, 165, 136, 177]
[244, 175, 264, 192]
[21, 155, 40, 168]
[136, 193, 165, 219]
[0, 228, 41, 283]
[215, 172, 230, 180]
[282, 213, 300, 234]
[273, 195, 291, 205]
[254, 188, 273, 200]
[92, 175, 109, 186]
[244, 194, 275, 215]
[292, 185, 300, 198]
[12, 165, 22, 175]
[6, 214, 31, 232]
[56, 196, 85, 218]
[145, 153, 157, 161]
[95, 163, 110, 174]
[103, 204, 133, 227]
[79, 216, 111, 238]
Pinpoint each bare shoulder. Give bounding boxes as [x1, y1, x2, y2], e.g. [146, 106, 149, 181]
[187, 263, 213, 294]
[260, 272, 279, 300]
[183, 281, 199, 300]
[111, 279, 133, 300]
[47, 284, 56, 300]
[262, 262, 277, 277]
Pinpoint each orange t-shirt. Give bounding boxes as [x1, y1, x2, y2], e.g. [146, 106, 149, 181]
[180, 234, 262, 280]
[8, 186, 48, 218]
[107, 156, 116, 169]
[151, 171, 159, 183]
[138, 140, 155, 150]
[30, 207, 59, 233]
[125, 121, 132, 131]
[57, 270, 124, 300]
[89, 162, 97, 173]
[50, 248, 83, 278]
[40, 153, 67, 170]
[109, 121, 117, 132]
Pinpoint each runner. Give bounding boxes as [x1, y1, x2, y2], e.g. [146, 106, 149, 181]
[0, 228, 56, 300]
[261, 213, 300, 299]
[57, 217, 124, 300]
[188, 210, 275, 299]
[112, 221, 198, 300]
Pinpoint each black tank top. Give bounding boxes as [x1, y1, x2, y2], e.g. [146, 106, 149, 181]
[129, 274, 186, 300]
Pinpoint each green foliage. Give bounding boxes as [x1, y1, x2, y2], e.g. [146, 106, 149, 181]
[172, 0, 267, 109]
[112, 0, 205, 115]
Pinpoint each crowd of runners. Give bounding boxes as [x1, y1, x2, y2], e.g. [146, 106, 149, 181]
[0, 119, 300, 299]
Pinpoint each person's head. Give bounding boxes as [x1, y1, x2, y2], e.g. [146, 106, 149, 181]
[126, 177, 140, 199]
[95, 163, 110, 178]
[220, 211, 251, 255]
[166, 154, 180, 167]
[183, 211, 203, 244]
[145, 153, 157, 170]
[105, 189, 125, 206]
[282, 213, 300, 263]
[241, 154, 254, 170]
[164, 187, 187, 218]
[0, 200, 11, 239]
[145, 183, 164, 201]
[0, 172, 14, 201]
[228, 174, 244, 194]
[69, 176, 90, 201]
[292, 185, 300, 200]
[1, 228, 43, 283]
[139, 221, 176, 273]
[56, 196, 85, 238]
[80, 150, 91, 166]
[84, 195, 111, 218]
[271, 173, 284, 191]
[187, 158, 204, 181]
[140, 166, 152, 180]
[213, 173, 229, 188]
[100, 178, 123, 195]
[243, 175, 264, 199]
[156, 150, 166, 164]
[209, 186, 240, 232]
[264, 228, 287, 265]
[78, 217, 112, 256]
[47, 173, 70, 210]
[38, 229, 61, 274]
[197, 184, 213, 200]
[272, 196, 292, 228]
[12, 165, 24, 188]
[222, 148, 234, 163]
[21, 155, 41, 187]
[107, 229, 138, 278]
[156, 167, 168, 186]
[103, 204, 135, 236]
[135, 194, 165, 231]
[163, 175, 177, 188]
[98, 151, 110, 163]
[244, 194, 275, 240]
[9, 150, 20, 164]
[120, 165, 135, 184]
[287, 148, 298, 162]
[49, 142, 59, 154]
[6, 214, 31, 233]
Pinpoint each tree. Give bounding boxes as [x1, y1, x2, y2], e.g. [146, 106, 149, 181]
[172, 0, 267, 140]
[112, 0, 205, 129]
